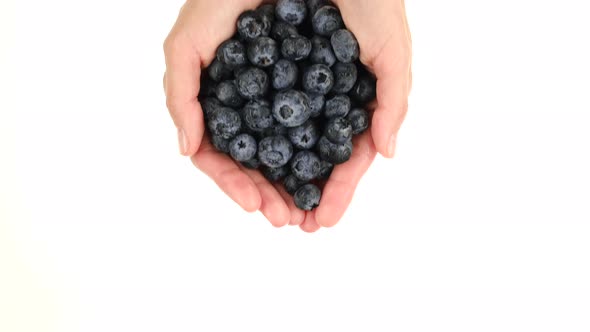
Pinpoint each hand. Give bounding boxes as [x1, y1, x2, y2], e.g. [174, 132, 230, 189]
[163, 0, 305, 228]
[301, 0, 412, 232]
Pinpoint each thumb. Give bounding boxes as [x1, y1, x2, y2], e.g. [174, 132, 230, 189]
[370, 40, 411, 158]
[163, 34, 204, 157]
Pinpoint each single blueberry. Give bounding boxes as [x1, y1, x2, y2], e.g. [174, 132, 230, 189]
[331, 29, 360, 63]
[208, 59, 233, 82]
[288, 120, 320, 150]
[346, 108, 370, 135]
[229, 133, 258, 162]
[281, 36, 312, 61]
[276, 0, 307, 26]
[257, 4, 276, 23]
[331, 62, 358, 94]
[215, 80, 244, 108]
[303, 64, 334, 95]
[291, 150, 322, 181]
[263, 165, 289, 182]
[324, 94, 351, 118]
[272, 89, 311, 127]
[237, 10, 271, 42]
[207, 107, 242, 140]
[349, 73, 377, 104]
[294, 184, 321, 211]
[312, 6, 343, 37]
[317, 136, 353, 164]
[310, 36, 337, 67]
[201, 97, 223, 118]
[272, 59, 298, 90]
[308, 93, 325, 118]
[307, 0, 331, 17]
[242, 99, 275, 132]
[211, 134, 230, 153]
[317, 160, 334, 180]
[236, 67, 269, 100]
[325, 117, 353, 144]
[284, 174, 306, 195]
[247, 37, 280, 68]
[258, 135, 294, 168]
[271, 21, 299, 41]
[216, 39, 247, 68]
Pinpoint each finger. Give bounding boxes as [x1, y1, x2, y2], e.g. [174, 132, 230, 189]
[164, 33, 204, 157]
[315, 133, 377, 228]
[191, 141, 261, 213]
[240, 168, 291, 228]
[371, 39, 411, 158]
[275, 184, 306, 226]
[300, 212, 321, 233]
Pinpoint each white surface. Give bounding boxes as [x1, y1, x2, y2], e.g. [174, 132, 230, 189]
[1, 0, 590, 331]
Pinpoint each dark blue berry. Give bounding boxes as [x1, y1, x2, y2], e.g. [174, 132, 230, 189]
[325, 117, 353, 144]
[215, 80, 244, 108]
[317, 160, 334, 180]
[312, 6, 343, 37]
[303, 64, 334, 95]
[272, 90, 311, 127]
[317, 136, 353, 164]
[236, 67, 269, 100]
[331, 62, 358, 94]
[208, 59, 233, 82]
[294, 184, 321, 211]
[284, 174, 306, 195]
[237, 10, 271, 42]
[258, 135, 294, 168]
[346, 108, 370, 135]
[310, 36, 337, 67]
[281, 36, 312, 61]
[276, 0, 308, 26]
[331, 29, 360, 63]
[309, 93, 325, 118]
[272, 59, 298, 90]
[211, 134, 230, 153]
[229, 133, 258, 161]
[207, 107, 242, 140]
[247, 37, 279, 68]
[307, 0, 331, 17]
[291, 150, 321, 181]
[216, 39, 247, 68]
[349, 73, 377, 104]
[201, 97, 223, 118]
[263, 165, 289, 182]
[271, 21, 299, 41]
[288, 120, 320, 149]
[325, 94, 351, 118]
[257, 4, 276, 23]
[242, 99, 275, 132]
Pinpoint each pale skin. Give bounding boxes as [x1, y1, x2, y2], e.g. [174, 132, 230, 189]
[163, 0, 412, 232]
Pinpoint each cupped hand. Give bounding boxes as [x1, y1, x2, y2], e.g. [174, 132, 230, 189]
[163, 0, 305, 227]
[302, 0, 412, 232]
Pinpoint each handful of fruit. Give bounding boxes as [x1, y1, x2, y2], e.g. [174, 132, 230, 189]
[200, 0, 376, 211]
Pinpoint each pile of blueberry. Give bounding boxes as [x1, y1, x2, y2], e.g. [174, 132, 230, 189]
[200, 0, 376, 211]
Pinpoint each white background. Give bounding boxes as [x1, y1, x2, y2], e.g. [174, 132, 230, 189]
[1, 0, 590, 331]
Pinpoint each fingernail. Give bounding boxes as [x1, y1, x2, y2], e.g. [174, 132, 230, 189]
[387, 134, 397, 158]
[178, 128, 188, 155]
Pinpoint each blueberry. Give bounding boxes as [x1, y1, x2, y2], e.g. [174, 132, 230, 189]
[325, 117, 353, 144]
[236, 67, 269, 100]
[281, 36, 312, 61]
[284, 174, 306, 195]
[257, 4, 276, 23]
[331, 29, 360, 63]
[229, 133, 258, 162]
[215, 80, 244, 108]
[346, 108, 370, 135]
[242, 157, 261, 169]
[307, 0, 331, 17]
[294, 184, 321, 211]
[317, 136, 353, 164]
[207, 107, 242, 140]
[271, 21, 299, 41]
[201, 97, 223, 118]
[211, 134, 230, 153]
[247, 37, 279, 68]
[216, 39, 247, 68]
[237, 10, 271, 42]
[208, 59, 233, 82]
[317, 160, 334, 180]
[291, 150, 321, 181]
[272, 59, 298, 90]
[272, 90, 311, 127]
[349, 73, 377, 104]
[288, 120, 320, 149]
[331, 62, 358, 94]
[276, 0, 307, 26]
[263, 165, 289, 182]
[308, 93, 325, 118]
[258, 135, 294, 168]
[312, 6, 343, 37]
[310, 36, 337, 67]
[303, 64, 334, 95]
[324, 94, 351, 118]
[242, 99, 275, 132]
